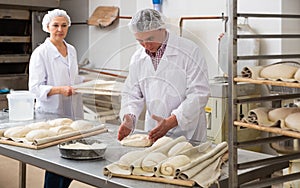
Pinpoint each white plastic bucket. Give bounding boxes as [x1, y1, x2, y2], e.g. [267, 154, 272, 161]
[6, 91, 35, 121]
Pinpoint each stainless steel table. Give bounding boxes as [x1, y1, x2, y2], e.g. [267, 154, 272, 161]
[0, 112, 277, 188]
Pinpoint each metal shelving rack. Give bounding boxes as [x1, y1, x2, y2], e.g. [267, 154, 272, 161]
[227, 0, 300, 187]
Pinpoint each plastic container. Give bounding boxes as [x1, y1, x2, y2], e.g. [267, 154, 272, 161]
[6, 91, 35, 121]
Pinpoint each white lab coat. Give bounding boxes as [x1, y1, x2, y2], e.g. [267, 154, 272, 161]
[120, 32, 211, 144]
[29, 38, 83, 119]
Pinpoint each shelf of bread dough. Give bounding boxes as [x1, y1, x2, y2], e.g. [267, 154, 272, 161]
[234, 77, 300, 88]
[234, 121, 300, 139]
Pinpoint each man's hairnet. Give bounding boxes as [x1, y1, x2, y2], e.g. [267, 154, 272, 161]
[128, 9, 166, 33]
[42, 9, 71, 33]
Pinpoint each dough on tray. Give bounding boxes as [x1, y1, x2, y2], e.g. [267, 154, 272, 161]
[25, 129, 56, 142]
[47, 118, 73, 126]
[260, 64, 298, 79]
[142, 152, 168, 172]
[49, 125, 75, 135]
[4, 126, 32, 138]
[167, 141, 193, 157]
[160, 155, 191, 176]
[120, 134, 153, 147]
[285, 112, 300, 131]
[70, 120, 93, 130]
[26, 122, 52, 129]
[268, 107, 300, 122]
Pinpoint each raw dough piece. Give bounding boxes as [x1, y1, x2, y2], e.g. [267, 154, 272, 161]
[285, 112, 300, 131]
[167, 141, 193, 157]
[160, 155, 191, 176]
[268, 107, 300, 122]
[49, 125, 75, 135]
[260, 64, 298, 79]
[142, 152, 168, 172]
[70, 120, 93, 131]
[120, 134, 153, 147]
[47, 118, 73, 127]
[26, 122, 52, 129]
[117, 150, 145, 169]
[4, 126, 32, 138]
[294, 68, 300, 81]
[25, 129, 56, 142]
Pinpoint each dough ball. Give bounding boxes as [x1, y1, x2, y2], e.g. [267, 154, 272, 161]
[70, 120, 93, 131]
[26, 122, 52, 129]
[49, 125, 75, 135]
[168, 141, 193, 157]
[260, 64, 298, 79]
[285, 112, 300, 131]
[25, 129, 57, 142]
[47, 118, 73, 127]
[4, 126, 32, 138]
[268, 107, 300, 122]
[120, 134, 153, 147]
[142, 152, 168, 172]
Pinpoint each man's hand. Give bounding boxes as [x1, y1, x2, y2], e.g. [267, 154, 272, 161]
[149, 114, 178, 142]
[117, 114, 134, 141]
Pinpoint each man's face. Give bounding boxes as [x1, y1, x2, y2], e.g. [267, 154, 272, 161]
[134, 29, 166, 53]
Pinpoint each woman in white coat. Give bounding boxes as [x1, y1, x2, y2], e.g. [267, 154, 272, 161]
[118, 9, 210, 145]
[28, 9, 83, 188]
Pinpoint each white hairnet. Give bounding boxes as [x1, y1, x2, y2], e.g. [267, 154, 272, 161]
[42, 9, 71, 33]
[128, 8, 166, 33]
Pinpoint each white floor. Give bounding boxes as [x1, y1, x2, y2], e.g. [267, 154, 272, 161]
[0, 155, 95, 188]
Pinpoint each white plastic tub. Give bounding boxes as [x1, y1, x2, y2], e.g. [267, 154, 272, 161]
[6, 91, 35, 121]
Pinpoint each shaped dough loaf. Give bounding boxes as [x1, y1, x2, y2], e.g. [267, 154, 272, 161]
[294, 69, 300, 81]
[167, 141, 193, 157]
[70, 120, 93, 130]
[142, 152, 168, 172]
[117, 150, 145, 169]
[4, 126, 32, 138]
[260, 64, 298, 79]
[285, 112, 300, 131]
[120, 134, 153, 147]
[49, 125, 75, 135]
[47, 118, 73, 127]
[25, 129, 56, 142]
[26, 122, 52, 129]
[268, 107, 300, 122]
[160, 155, 191, 176]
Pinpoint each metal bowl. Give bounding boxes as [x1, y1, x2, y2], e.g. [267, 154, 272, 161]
[58, 139, 107, 160]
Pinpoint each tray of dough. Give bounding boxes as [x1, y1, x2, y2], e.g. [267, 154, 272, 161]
[0, 118, 108, 149]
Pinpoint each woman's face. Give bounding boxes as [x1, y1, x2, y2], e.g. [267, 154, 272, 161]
[48, 16, 69, 41]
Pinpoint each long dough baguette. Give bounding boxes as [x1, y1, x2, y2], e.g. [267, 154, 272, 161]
[4, 126, 32, 138]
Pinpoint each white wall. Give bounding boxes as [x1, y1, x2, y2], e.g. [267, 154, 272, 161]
[61, 0, 300, 79]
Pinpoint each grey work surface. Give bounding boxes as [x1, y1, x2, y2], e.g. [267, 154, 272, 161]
[0, 112, 275, 188]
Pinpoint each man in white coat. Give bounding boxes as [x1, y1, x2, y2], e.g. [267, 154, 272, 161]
[118, 9, 210, 145]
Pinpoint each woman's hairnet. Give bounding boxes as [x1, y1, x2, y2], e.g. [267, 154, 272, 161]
[42, 9, 71, 33]
[128, 9, 166, 33]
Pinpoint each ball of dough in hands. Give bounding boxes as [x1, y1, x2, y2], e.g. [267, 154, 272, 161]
[4, 126, 32, 138]
[120, 134, 153, 147]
